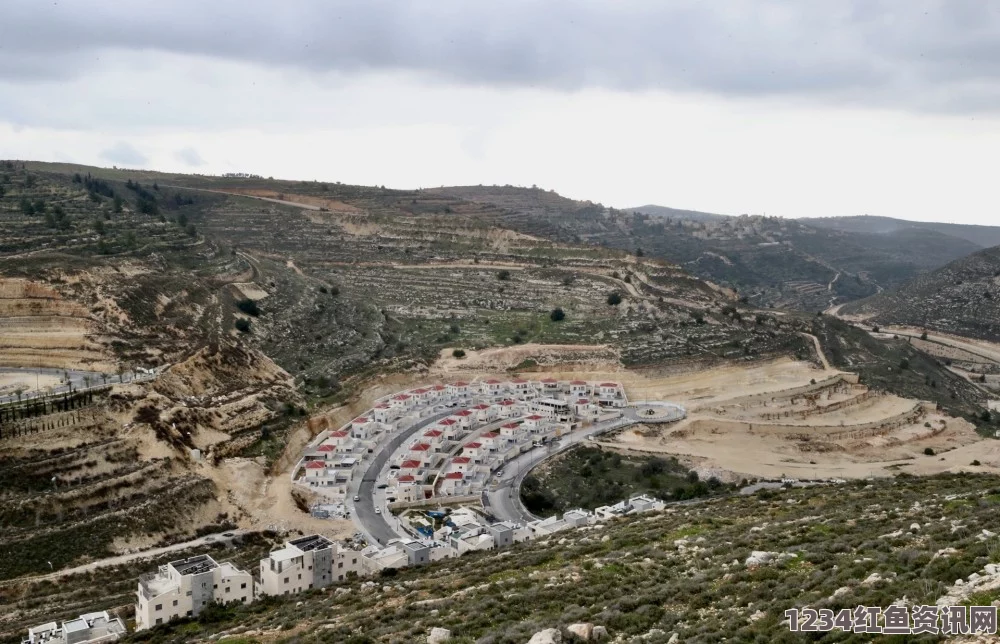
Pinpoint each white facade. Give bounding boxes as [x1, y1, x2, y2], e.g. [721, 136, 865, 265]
[23, 611, 126, 644]
[136, 555, 253, 631]
[259, 534, 363, 597]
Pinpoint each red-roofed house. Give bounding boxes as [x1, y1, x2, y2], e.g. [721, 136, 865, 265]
[325, 430, 351, 448]
[597, 382, 626, 407]
[391, 474, 421, 502]
[351, 417, 375, 440]
[399, 459, 422, 471]
[522, 414, 546, 431]
[436, 417, 461, 440]
[570, 380, 589, 396]
[304, 460, 327, 478]
[410, 442, 433, 466]
[479, 379, 504, 395]
[499, 422, 523, 439]
[511, 378, 531, 394]
[409, 388, 430, 402]
[450, 456, 471, 472]
[539, 378, 560, 390]
[453, 409, 473, 428]
[390, 393, 413, 409]
[462, 442, 484, 462]
[495, 399, 518, 418]
[480, 432, 501, 451]
[422, 428, 444, 448]
[429, 384, 446, 398]
[471, 403, 496, 423]
[439, 470, 468, 495]
[574, 398, 597, 417]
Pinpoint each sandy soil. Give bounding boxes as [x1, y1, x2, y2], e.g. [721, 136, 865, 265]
[0, 372, 61, 391]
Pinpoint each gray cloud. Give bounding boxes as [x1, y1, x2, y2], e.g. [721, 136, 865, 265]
[175, 147, 205, 166]
[99, 141, 148, 166]
[2, 1, 1000, 113]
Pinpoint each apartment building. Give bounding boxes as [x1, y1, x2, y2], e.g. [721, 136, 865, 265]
[135, 555, 252, 631]
[259, 534, 363, 597]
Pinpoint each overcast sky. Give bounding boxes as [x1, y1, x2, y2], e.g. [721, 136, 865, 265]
[2, 1, 999, 223]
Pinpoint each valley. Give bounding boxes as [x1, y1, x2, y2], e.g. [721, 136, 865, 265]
[1, 160, 999, 644]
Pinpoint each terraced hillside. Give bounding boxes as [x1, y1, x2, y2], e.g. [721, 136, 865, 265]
[79, 473, 1000, 644]
[429, 186, 982, 311]
[840, 245, 1000, 342]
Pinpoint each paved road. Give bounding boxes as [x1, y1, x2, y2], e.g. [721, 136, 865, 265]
[486, 414, 641, 524]
[0, 529, 247, 586]
[351, 410, 455, 546]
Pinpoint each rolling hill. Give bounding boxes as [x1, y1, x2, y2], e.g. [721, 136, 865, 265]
[840, 244, 1000, 341]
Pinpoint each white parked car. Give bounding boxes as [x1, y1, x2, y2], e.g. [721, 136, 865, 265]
[375, 507, 382, 515]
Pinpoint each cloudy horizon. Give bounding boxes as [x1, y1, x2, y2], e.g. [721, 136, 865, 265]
[2, 1, 999, 223]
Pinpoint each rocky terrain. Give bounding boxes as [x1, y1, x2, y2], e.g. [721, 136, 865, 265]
[840, 245, 1000, 342]
[3, 160, 1000, 643]
[89, 473, 1000, 643]
[428, 186, 983, 311]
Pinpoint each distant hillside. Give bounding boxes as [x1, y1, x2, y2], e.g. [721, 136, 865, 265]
[431, 187, 981, 311]
[841, 244, 1000, 341]
[626, 204, 730, 223]
[807, 214, 1000, 249]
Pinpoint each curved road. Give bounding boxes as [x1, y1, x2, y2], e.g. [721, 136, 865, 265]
[351, 410, 455, 545]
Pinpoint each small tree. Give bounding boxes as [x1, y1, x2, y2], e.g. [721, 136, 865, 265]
[920, 331, 928, 340]
[452, 349, 466, 358]
[607, 292, 623, 306]
[235, 318, 251, 333]
[899, 358, 910, 370]
[550, 307, 565, 322]
[923, 447, 935, 456]
[497, 270, 511, 281]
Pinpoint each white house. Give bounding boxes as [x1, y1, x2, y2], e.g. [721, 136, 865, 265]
[135, 555, 253, 631]
[495, 399, 518, 418]
[372, 403, 393, 423]
[462, 442, 484, 462]
[573, 399, 596, 417]
[408, 443, 434, 467]
[447, 381, 471, 397]
[522, 414, 546, 431]
[409, 388, 431, 403]
[499, 422, 523, 440]
[470, 403, 495, 423]
[437, 417, 462, 440]
[24, 611, 126, 644]
[453, 409, 474, 428]
[438, 471, 467, 495]
[538, 378, 560, 391]
[390, 393, 413, 409]
[480, 379, 504, 395]
[350, 417, 375, 440]
[259, 534, 363, 597]
[449, 456, 472, 473]
[510, 378, 531, 395]
[569, 380, 589, 396]
[304, 460, 328, 479]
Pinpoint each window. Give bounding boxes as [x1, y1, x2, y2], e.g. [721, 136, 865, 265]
[338, 562, 343, 569]
[172, 600, 178, 607]
[155, 604, 162, 611]
[352, 558, 357, 564]
[308, 565, 312, 570]
[240, 582, 247, 589]
[225, 587, 230, 593]
[213, 584, 218, 589]
[284, 577, 289, 584]
[186, 591, 192, 597]
[186, 611, 192, 617]
[155, 618, 162, 625]
[297, 573, 301, 580]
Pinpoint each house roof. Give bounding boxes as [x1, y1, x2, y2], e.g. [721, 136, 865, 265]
[439, 418, 458, 426]
[600, 382, 619, 388]
[397, 475, 416, 483]
[455, 409, 473, 417]
[501, 423, 520, 429]
[444, 472, 464, 480]
[424, 429, 443, 437]
[472, 403, 491, 410]
[305, 461, 326, 470]
[499, 399, 515, 406]
[330, 430, 349, 438]
[452, 456, 471, 464]
[411, 443, 431, 451]
[431, 385, 446, 391]
[465, 442, 482, 449]
[375, 403, 389, 409]
[484, 379, 502, 384]
[525, 414, 544, 420]
[392, 394, 411, 400]
[400, 459, 422, 469]
[450, 381, 469, 387]
[411, 388, 429, 394]
[577, 399, 591, 404]
[571, 380, 587, 385]
[481, 431, 499, 438]
[317, 444, 335, 452]
[353, 417, 369, 423]
[512, 378, 528, 384]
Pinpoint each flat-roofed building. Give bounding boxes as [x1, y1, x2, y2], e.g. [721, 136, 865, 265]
[532, 397, 572, 421]
[259, 534, 363, 597]
[23, 611, 126, 644]
[135, 555, 252, 631]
